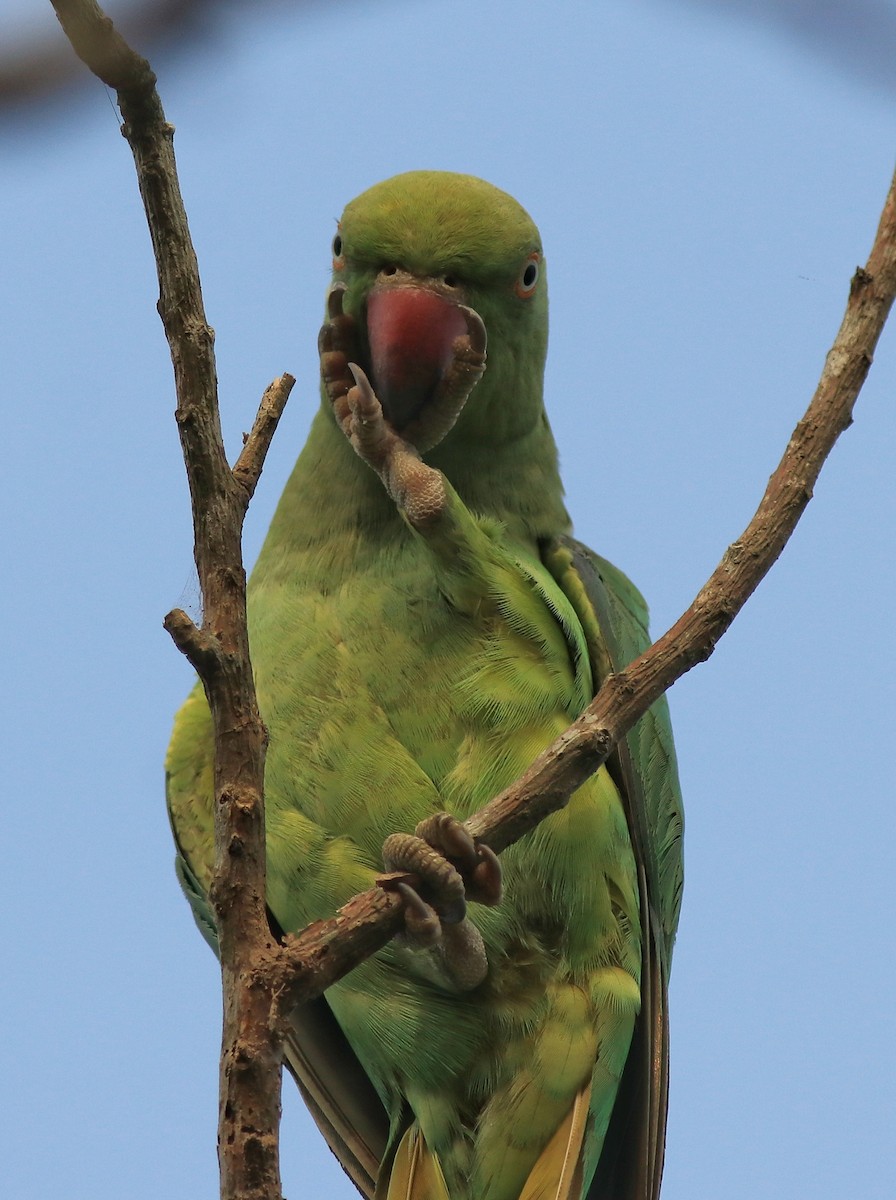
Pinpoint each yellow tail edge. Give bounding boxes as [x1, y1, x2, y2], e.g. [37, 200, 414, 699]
[517, 1080, 593, 1200]
[384, 1124, 451, 1200]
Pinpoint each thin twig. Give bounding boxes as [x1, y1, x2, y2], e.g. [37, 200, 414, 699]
[234, 374, 296, 498]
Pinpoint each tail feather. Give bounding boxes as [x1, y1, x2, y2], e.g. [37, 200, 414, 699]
[385, 1125, 451, 1200]
[517, 1081, 593, 1200]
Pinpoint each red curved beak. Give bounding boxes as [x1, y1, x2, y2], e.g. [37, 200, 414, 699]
[366, 284, 469, 428]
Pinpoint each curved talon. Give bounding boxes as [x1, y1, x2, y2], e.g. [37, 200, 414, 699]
[395, 882, 441, 946]
[458, 303, 487, 356]
[345, 364, 399, 465]
[318, 283, 354, 357]
[469, 843, 503, 906]
[347, 363, 380, 419]
[414, 812, 503, 907]
[416, 812, 478, 867]
[327, 281, 348, 319]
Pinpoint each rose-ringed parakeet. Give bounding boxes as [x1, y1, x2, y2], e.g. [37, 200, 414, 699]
[166, 171, 684, 1200]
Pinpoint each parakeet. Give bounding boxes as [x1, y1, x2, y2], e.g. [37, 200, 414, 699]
[166, 170, 684, 1200]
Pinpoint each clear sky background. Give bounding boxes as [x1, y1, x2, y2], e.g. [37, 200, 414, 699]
[2, 2, 894, 1198]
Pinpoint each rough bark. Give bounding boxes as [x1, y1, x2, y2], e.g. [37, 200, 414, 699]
[51, 4, 292, 1197]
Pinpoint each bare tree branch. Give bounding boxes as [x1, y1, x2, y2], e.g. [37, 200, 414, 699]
[163, 607, 223, 673]
[51, 3, 293, 1197]
[51, 1, 895, 1197]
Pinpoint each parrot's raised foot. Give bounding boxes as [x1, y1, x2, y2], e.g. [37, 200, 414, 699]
[381, 813, 502, 992]
[318, 281, 487, 525]
[342, 364, 449, 528]
[318, 280, 486, 455]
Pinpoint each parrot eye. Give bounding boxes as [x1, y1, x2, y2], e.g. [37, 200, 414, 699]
[515, 253, 540, 298]
[332, 230, 345, 270]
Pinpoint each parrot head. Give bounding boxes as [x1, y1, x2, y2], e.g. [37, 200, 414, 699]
[326, 170, 548, 450]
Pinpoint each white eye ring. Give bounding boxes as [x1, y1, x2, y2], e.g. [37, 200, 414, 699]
[516, 253, 540, 298]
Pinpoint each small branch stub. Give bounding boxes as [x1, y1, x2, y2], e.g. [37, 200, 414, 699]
[233, 374, 296, 500]
[163, 608, 222, 675]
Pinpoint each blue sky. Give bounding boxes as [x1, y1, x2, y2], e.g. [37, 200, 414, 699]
[2, 2, 894, 1197]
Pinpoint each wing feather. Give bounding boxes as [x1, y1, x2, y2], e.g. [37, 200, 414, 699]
[542, 536, 684, 1200]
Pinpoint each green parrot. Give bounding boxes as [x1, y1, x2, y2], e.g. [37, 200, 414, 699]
[166, 171, 684, 1200]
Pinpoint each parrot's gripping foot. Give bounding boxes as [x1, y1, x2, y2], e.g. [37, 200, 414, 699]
[382, 813, 502, 992]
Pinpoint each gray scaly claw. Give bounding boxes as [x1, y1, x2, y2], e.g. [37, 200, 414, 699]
[382, 813, 501, 992]
[414, 812, 503, 907]
[318, 283, 361, 429]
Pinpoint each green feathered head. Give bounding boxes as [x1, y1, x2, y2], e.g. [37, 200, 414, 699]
[328, 170, 549, 448]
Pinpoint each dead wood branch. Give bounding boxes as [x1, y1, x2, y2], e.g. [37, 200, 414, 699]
[52, 3, 292, 1197]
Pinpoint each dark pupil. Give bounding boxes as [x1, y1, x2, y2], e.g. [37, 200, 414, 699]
[333, 235, 343, 257]
[523, 262, 537, 288]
